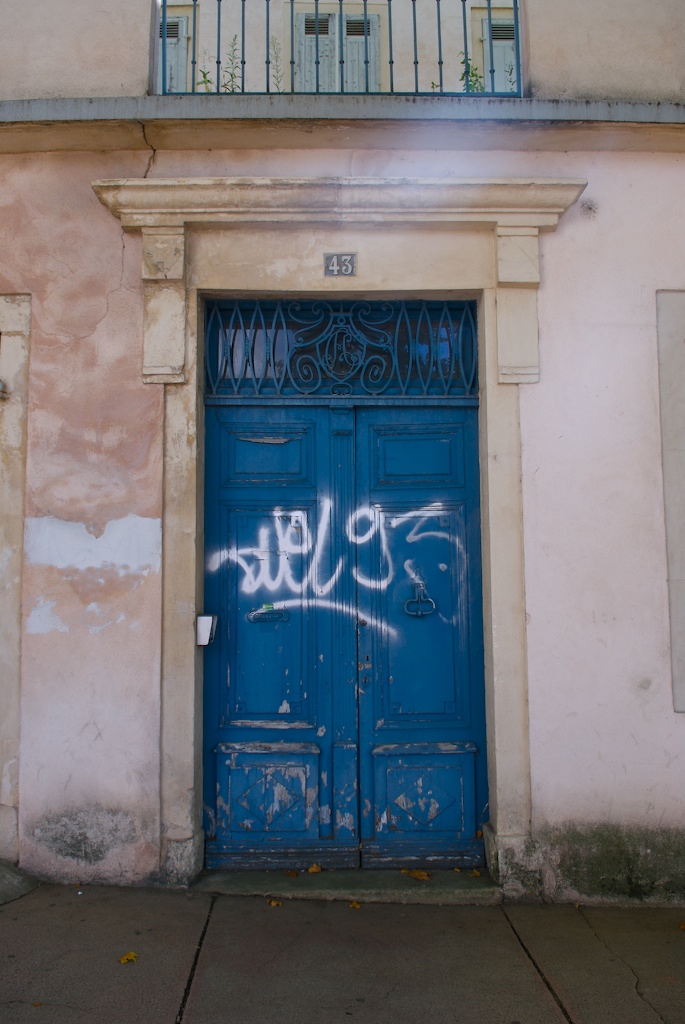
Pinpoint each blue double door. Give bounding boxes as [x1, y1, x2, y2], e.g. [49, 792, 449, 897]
[204, 403, 486, 868]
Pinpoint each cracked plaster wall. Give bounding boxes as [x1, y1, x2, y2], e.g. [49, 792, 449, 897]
[137, 143, 685, 847]
[0, 151, 164, 882]
[1, 145, 685, 888]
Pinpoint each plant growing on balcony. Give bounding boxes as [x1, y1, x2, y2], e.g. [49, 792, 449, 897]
[221, 35, 242, 93]
[459, 54, 485, 93]
[197, 49, 214, 92]
[196, 38, 243, 93]
[269, 36, 284, 93]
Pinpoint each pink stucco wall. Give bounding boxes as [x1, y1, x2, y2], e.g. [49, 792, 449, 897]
[3, 145, 684, 882]
[0, 153, 164, 881]
[520, 152, 685, 831]
[148, 143, 685, 832]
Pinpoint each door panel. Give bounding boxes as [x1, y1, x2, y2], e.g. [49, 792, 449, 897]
[226, 508, 311, 724]
[204, 403, 485, 868]
[204, 406, 356, 867]
[355, 409, 484, 864]
[216, 744, 321, 838]
[373, 505, 469, 722]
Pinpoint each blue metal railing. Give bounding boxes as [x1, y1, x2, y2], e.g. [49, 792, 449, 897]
[158, 0, 521, 97]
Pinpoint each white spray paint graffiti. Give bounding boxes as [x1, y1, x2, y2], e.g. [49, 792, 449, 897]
[207, 501, 459, 631]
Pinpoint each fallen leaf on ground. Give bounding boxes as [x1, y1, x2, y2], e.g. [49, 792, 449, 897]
[285, 871, 298, 878]
[308, 863, 322, 873]
[266, 898, 283, 907]
[401, 869, 432, 881]
[32, 1002, 43, 1007]
[468, 869, 481, 878]
[348, 901, 362, 909]
[118, 952, 137, 964]
[679, 923, 685, 931]
[453, 867, 461, 873]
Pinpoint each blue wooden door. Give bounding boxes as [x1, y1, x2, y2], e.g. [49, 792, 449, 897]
[203, 301, 486, 869]
[354, 408, 485, 865]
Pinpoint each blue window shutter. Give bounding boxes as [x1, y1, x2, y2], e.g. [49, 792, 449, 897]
[159, 16, 189, 93]
[343, 14, 380, 93]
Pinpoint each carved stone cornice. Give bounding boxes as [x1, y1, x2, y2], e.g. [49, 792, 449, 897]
[94, 176, 586, 230]
[93, 176, 586, 384]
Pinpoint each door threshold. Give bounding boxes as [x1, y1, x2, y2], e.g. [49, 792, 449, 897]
[191, 868, 502, 906]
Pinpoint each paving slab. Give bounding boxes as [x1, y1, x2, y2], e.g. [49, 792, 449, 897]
[184, 897, 567, 1024]
[0, 884, 211, 1024]
[504, 904, 671, 1024]
[582, 907, 685, 1024]
[193, 867, 501, 905]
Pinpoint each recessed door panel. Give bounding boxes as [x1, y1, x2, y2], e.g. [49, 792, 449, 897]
[375, 505, 470, 724]
[224, 423, 314, 485]
[372, 744, 476, 838]
[373, 428, 465, 488]
[225, 507, 312, 725]
[216, 745, 320, 837]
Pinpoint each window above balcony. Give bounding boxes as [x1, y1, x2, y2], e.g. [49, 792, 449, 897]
[157, 0, 522, 97]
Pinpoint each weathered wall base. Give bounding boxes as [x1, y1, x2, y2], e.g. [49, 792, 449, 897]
[161, 834, 204, 888]
[487, 823, 685, 904]
[21, 804, 160, 886]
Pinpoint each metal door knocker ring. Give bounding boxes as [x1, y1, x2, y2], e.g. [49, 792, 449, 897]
[404, 582, 436, 617]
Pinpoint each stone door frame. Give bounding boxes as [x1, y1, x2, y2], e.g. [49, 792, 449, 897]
[94, 176, 585, 882]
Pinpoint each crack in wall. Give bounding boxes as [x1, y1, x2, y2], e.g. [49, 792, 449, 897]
[139, 121, 158, 178]
[578, 908, 668, 1024]
[501, 906, 574, 1024]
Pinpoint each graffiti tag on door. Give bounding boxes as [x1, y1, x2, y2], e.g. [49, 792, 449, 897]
[207, 501, 459, 629]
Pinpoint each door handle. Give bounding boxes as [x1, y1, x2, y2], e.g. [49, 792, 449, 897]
[404, 583, 436, 618]
[247, 607, 290, 623]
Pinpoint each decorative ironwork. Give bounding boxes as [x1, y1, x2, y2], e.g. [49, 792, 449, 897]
[159, 0, 522, 97]
[205, 300, 477, 399]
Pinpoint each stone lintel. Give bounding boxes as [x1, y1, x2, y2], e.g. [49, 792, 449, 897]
[93, 176, 585, 388]
[94, 177, 587, 232]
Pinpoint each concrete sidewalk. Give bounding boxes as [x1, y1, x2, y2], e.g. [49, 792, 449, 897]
[1, 871, 684, 1024]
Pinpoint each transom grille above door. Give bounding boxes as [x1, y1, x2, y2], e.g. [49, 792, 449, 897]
[205, 300, 477, 400]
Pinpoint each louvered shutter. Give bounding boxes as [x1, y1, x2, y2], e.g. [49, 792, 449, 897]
[343, 14, 380, 93]
[296, 13, 339, 92]
[481, 20, 516, 92]
[159, 16, 189, 94]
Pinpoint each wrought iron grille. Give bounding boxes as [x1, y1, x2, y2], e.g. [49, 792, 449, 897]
[159, 0, 521, 97]
[205, 300, 477, 399]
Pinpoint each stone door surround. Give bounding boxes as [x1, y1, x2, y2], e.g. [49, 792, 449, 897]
[94, 176, 585, 882]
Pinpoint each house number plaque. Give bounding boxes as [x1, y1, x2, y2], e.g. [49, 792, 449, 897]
[324, 253, 357, 276]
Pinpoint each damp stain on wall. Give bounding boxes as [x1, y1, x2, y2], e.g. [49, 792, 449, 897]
[31, 806, 139, 864]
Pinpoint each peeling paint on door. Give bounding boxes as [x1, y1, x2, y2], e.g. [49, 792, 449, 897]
[204, 403, 486, 869]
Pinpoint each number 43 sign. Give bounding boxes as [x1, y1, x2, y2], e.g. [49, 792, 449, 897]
[324, 252, 357, 277]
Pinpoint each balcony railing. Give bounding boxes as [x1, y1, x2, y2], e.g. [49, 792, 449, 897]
[158, 0, 521, 97]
